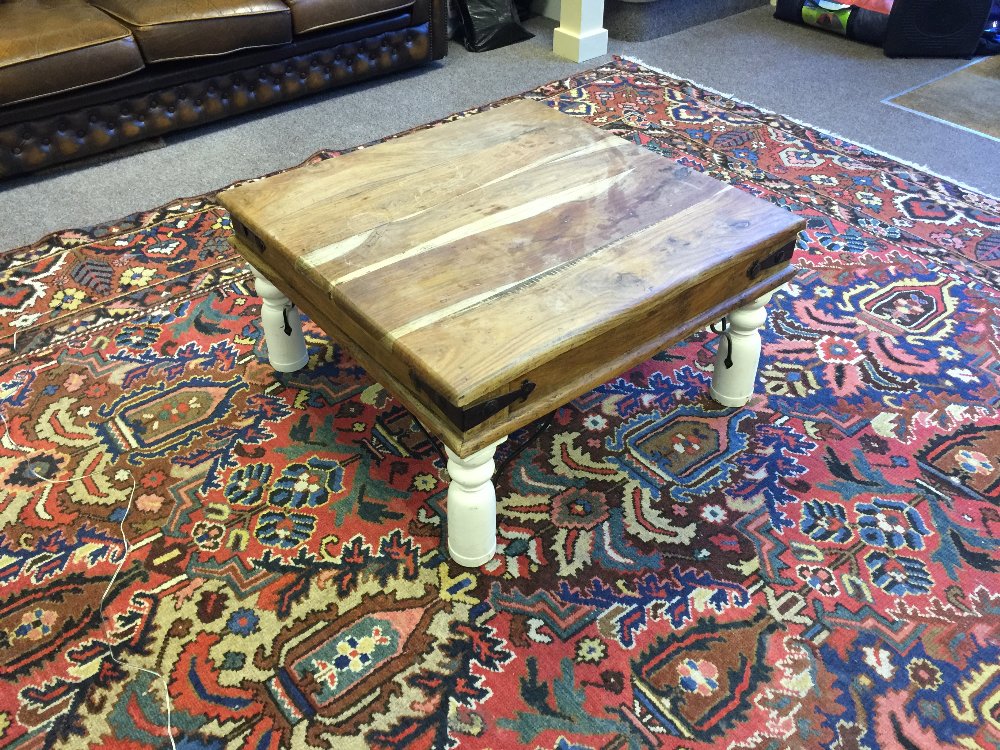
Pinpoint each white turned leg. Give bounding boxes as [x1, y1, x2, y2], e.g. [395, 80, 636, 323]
[710, 291, 774, 407]
[251, 269, 309, 373]
[445, 439, 505, 567]
[553, 0, 608, 62]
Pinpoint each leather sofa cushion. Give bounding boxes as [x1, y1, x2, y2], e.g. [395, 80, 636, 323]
[88, 0, 293, 63]
[283, 0, 415, 34]
[0, 0, 145, 107]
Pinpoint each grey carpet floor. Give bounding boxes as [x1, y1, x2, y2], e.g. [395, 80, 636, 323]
[1, 7, 998, 253]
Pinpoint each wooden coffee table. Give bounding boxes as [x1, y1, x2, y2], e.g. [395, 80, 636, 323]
[218, 99, 804, 567]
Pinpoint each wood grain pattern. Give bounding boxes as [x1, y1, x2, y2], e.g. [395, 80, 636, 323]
[220, 99, 805, 453]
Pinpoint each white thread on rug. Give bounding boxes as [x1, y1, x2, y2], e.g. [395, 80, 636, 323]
[618, 54, 1000, 202]
[0, 334, 178, 750]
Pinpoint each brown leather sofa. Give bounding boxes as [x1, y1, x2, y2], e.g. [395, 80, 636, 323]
[0, 0, 447, 178]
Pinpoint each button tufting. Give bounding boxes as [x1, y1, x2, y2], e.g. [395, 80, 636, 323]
[0, 9, 444, 180]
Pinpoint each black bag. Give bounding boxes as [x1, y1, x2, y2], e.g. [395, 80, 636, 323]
[454, 0, 534, 52]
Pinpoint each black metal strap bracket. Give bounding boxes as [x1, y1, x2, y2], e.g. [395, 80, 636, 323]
[748, 239, 795, 279]
[232, 217, 267, 254]
[710, 317, 734, 369]
[410, 373, 536, 432]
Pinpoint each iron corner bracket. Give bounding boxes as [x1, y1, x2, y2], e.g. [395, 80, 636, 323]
[410, 373, 536, 432]
[748, 239, 796, 279]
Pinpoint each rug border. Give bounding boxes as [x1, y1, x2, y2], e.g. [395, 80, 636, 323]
[7, 53, 998, 263]
[621, 54, 1000, 202]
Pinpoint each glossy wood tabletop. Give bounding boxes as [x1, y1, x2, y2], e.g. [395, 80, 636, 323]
[219, 99, 804, 410]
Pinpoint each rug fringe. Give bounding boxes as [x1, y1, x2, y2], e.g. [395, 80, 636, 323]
[618, 54, 1000, 202]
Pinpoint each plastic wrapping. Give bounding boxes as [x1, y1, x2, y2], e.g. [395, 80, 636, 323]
[846, 7, 890, 44]
[454, 0, 534, 52]
[774, 0, 889, 45]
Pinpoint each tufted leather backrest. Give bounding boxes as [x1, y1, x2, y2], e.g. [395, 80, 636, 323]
[0, 0, 145, 107]
[0, 0, 444, 177]
[88, 0, 294, 63]
[282, 0, 416, 34]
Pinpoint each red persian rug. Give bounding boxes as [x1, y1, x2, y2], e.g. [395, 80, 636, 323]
[1, 57, 998, 750]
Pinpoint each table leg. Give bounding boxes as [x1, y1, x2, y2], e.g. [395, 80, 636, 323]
[710, 291, 774, 407]
[251, 269, 309, 373]
[445, 438, 505, 567]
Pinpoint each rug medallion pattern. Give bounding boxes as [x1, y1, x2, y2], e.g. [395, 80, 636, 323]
[0, 58, 998, 749]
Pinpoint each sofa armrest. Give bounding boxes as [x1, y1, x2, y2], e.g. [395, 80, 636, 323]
[411, 0, 448, 59]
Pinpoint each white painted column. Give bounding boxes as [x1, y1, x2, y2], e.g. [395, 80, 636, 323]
[709, 291, 774, 407]
[445, 438, 505, 567]
[252, 269, 309, 373]
[553, 0, 608, 62]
